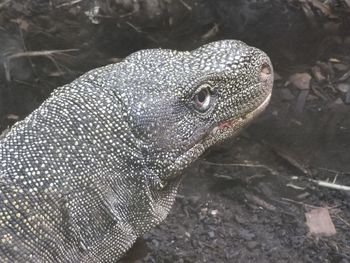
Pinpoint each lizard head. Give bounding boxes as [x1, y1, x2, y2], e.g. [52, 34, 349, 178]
[116, 40, 273, 181]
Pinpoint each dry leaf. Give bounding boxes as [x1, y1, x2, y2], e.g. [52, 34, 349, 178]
[305, 207, 336, 237]
[11, 18, 30, 31]
[311, 66, 326, 82]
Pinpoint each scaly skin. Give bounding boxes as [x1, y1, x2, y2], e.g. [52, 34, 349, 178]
[0, 40, 273, 262]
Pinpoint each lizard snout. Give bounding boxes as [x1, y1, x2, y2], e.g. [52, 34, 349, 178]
[260, 62, 272, 83]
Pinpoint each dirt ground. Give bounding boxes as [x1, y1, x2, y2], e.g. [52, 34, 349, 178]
[0, 0, 349, 262]
[135, 83, 350, 263]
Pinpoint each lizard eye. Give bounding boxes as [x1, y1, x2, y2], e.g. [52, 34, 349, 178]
[193, 86, 211, 112]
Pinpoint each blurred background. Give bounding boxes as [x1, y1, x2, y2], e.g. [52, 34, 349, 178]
[0, 0, 349, 262]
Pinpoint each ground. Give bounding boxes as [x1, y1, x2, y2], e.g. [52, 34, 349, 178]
[136, 89, 350, 262]
[0, 1, 349, 262]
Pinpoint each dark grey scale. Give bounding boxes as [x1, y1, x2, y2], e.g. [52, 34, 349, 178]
[0, 40, 273, 262]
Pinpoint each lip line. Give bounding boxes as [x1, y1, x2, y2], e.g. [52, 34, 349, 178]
[211, 93, 272, 134]
[181, 92, 272, 155]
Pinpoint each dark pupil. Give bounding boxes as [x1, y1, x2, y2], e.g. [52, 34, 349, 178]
[197, 89, 207, 103]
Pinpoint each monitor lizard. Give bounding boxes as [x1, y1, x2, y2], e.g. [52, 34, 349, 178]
[0, 40, 273, 262]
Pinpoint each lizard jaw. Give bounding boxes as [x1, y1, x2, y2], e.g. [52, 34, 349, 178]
[170, 93, 271, 176]
[204, 92, 272, 147]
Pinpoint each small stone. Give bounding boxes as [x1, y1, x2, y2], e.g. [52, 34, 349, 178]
[332, 63, 349, 72]
[210, 209, 219, 216]
[334, 98, 344, 105]
[247, 241, 259, 250]
[289, 73, 311, 90]
[274, 71, 282, 81]
[208, 231, 215, 238]
[306, 94, 318, 101]
[279, 88, 295, 100]
[200, 207, 208, 216]
[238, 228, 255, 241]
[336, 83, 350, 93]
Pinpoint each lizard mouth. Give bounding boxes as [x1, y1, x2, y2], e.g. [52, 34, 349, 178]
[171, 93, 272, 177]
[203, 93, 272, 147]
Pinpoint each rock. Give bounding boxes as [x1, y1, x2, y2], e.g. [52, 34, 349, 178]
[279, 88, 295, 100]
[208, 231, 215, 238]
[238, 228, 255, 241]
[289, 73, 311, 90]
[274, 71, 282, 81]
[332, 63, 349, 71]
[333, 98, 344, 105]
[336, 83, 350, 93]
[247, 241, 259, 250]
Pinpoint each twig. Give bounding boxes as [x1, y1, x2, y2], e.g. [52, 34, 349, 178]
[201, 160, 279, 175]
[318, 167, 350, 175]
[291, 175, 350, 191]
[0, 0, 11, 9]
[17, 24, 38, 82]
[13, 79, 36, 88]
[332, 173, 338, 184]
[4, 49, 78, 81]
[180, 0, 192, 11]
[56, 0, 82, 8]
[286, 183, 306, 190]
[336, 215, 350, 228]
[311, 179, 350, 191]
[245, 193, 276, 211]
[311, 83, 328, 100]
[126, 22, 142, 33]
[280, 197, 319, 208]
[201, 24, 219, 40]
[339, 69, 350, 81]
[46, 55, 64, 74]
[7, 49, 78, 59]
[212, 174, 234, 180]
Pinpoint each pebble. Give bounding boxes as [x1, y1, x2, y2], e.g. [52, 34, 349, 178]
[337, 83, 350, 93]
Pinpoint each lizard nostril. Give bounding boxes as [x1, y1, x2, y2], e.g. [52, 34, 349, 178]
[260, 63, 271, 82]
